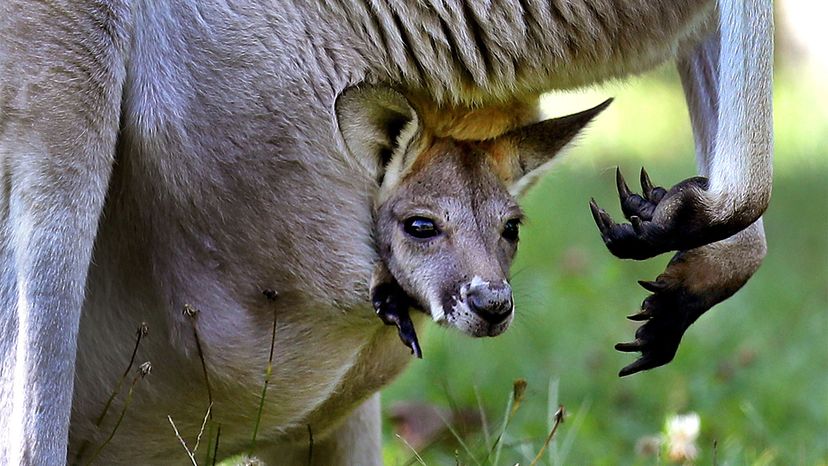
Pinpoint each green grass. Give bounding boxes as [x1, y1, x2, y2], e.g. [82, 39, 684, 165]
[381, 67, 828, 465]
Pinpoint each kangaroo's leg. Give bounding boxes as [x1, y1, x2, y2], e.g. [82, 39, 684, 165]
[613, 217, 767, 376]
[255, 394, 382, 466]
[596, 1, 773, 376]
[0, 1, 129, 462]
[590, 0, 773, 261]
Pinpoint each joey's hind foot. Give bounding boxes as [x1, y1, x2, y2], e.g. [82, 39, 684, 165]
[615, 247, 748, 376]
[372, 281, 422, 359]
[615, 278, 702, 377]
[590, 168, 713, 260]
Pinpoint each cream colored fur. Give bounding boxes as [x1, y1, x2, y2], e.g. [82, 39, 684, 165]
[0, 0, 772, 464]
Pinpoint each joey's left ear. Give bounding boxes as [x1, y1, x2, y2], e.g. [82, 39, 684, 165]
[335, 85, 418, 181]
[504, 98, 613, 197]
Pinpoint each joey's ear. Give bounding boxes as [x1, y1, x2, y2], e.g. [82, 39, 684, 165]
[506, 98, 612, 197]
[335, 86, 419, 181]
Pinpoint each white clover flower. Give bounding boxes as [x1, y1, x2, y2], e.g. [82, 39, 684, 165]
[665, 412, 701, 462]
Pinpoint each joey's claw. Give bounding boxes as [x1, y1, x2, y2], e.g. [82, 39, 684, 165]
[396, 314, 422, 359]
[616, 300, 685, 376]
[640, 167, 655, 199]
[616, 168, 656, 221]
[626, 308, 653, 321]
[616, 167, 632, 199]
[615, 225, 763, 377]
[615, 339, 643, 352]
[590, 198, 658, 260]
[616, 261, 717, 376]
[592, 169, 713, 260]
[619, 356, 660, 377]
[372, 282, 423, 358]
[637, 280, 666, 293]
[640, 168, 667, 203]
[589, 198, 609, 231]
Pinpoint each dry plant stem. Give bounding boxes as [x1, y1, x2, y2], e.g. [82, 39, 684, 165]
[84, 362, 151, 466]
[529, 405, 565, 466]
[250, 306, 278, 450]
[184, 305, 214, 412]
[306, 424, 313, 466]
[193, 403, 213, 454]
[168, 415, 198, 466]
[96, 323, 147, 425]
[487, 379, 527, 466]
[73, 324, 148, 465]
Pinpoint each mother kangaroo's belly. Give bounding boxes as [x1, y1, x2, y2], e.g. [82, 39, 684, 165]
[72, 279, 416, 463]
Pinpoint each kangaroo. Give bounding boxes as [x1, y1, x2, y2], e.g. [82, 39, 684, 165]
[0, 0, 772, 464]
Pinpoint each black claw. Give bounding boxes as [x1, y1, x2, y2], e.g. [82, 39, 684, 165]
[615, 339, 644, 352]
[377, 305, 423, 358]
[589, 198, 601, 222]
[640, 167, 654, 199]
[638, 280, 665, 293]
[616, 167, 631, 200]
[373, 283, 423, 358]
[626, 309, 652, 321]
[619, 356, 654, 377]
[397, 314, 423, 359]
[589, 199, 609, 233]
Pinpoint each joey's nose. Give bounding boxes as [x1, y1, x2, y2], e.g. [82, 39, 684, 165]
[467, 282, 513, 324]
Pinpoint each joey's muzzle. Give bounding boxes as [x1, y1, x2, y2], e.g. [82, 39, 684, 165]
[446, 277, 515, 337]
[466, 280, 513, 325]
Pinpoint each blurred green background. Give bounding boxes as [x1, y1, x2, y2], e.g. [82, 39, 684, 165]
[380, 35, 828, 465]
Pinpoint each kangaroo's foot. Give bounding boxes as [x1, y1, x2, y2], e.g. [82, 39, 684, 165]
[614, 220, 766, 376]
[590, 168, 722, 260]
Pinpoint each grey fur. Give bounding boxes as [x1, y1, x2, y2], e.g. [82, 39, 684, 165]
[0, 0, 772, 464]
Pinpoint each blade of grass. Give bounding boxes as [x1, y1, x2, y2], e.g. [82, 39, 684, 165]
[204, 421, 216, 465]
[437, 410, 481, 465]
[546, 378, 559, 465]
[473, 385, 491, 448]
[396, 434, 427, 466]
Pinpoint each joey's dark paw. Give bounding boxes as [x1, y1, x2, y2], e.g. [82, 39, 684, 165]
[372, 282, 422, 358]
[590, 168, 710, 260]
[615, 266, 713, 377]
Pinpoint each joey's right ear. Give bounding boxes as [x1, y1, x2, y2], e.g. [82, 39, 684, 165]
[505, 98, 612, 197]
[335, 86, 419, 185]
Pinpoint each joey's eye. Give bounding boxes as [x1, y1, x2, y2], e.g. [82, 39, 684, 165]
[403, 217, 440, 239]
[502, 219, 520, 242]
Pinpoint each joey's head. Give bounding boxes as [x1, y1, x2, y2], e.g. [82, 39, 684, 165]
[337, 86, 610, 338]
[374, 140, 523, 336]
